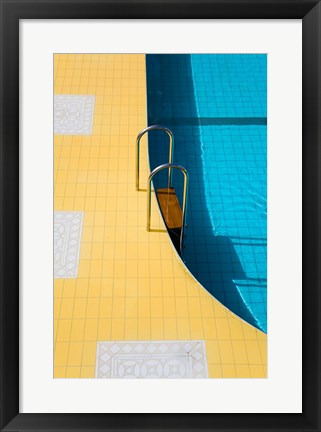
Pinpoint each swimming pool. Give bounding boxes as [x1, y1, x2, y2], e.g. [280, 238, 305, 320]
[146, 54, 267, 333]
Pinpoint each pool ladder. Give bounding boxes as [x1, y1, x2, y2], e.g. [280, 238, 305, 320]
[136, 125, 189, 256]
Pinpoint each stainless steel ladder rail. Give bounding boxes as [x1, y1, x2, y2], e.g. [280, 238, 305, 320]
[136, 125, 174, 191]
[147, 163, 189, 256]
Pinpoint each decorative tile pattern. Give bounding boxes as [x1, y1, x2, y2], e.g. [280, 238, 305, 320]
[54, 95, 95, 135]
[96, 340, 208, 379]
[54, 211, 83, 278]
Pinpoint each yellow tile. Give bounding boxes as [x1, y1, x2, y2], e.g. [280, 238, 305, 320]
[84, 319, 98, 341]
[99, 298, 112, 318]
[138, 318, 151, 339]
[242, 323, 259, 340]
[228, 318, 244, 340]
[245, 340, 262, 364]
[219, 341, 235, 365]
[213, 305, 228, 318]
[62, 280, 77, 298]
[176, 298, 189, 318]
[175, 280, 187, 297]
[101, 278, 114, 297]
[125, 319, 138, 339]
[138, 298, 150, 318]
[73, 299, 87, 319]
[164, 319, 178, 339]
[137, 243, 149, 260]
[54, 367, 66, 378]
[200, 297, 214, 316]
[91, 243, 104, 260]
[126, 279, 138, 297]
[75, 279, 89, 298]
[206, 341, 221, 364]
[208, 364, 223, 378]
[67, 342, 83, 366]
[80, 366, 96, 378]
[54, 319, 59, 339]
[112, 298, 125, 319]
[53, 54, 268, 378]
[150, 278, 162, 297]
[114, 243, 126, 259]
[54, 280, 63, 298]
[177, 318, 191, 339]
[88, 279, 101, 297]
[82, 341, 97, 365]
[162, 279, 175, 297]
[60, 299, 74, 319]
[54, 298, 61, 319]
[114, 260, 126, 278]
[221, 364, 237, 378]
[163, 298, 176, 318]
[70, 319, 85, 341]
[126, 261, 138, 278]
[137, 278, 150, 297]
[86, 298, 100, 318]
[78, 260, 90, 277]
[259, 339, 267, 362]
[66, 367, 81, 378]
[102, 260, 115, 278]
[111, 318, 125, 340]
[235, 364, 251, 378]
[98, 319, 111, 340]
[190, 318, 204, 339]
[151, 318, 164, 339]
[249, 365, 266, 378]
[216, 318, 231, 340]
[86, 184, 97, 197]
[203, 318, 218, 340]
[56, 320, 72, 342]
[113, 275, 128, 297]
[90, 260, 103, 277]
[54, 342, 69, 367]
[232, 341, 248, 364]
[188, 297, 202, 318]
[81, 227, 93, 242]
[94, 212, 105, 226]
[125, 298, 138, 318]
[150, 298, 163, 318]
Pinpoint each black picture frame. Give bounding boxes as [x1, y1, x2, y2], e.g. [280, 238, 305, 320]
[0, 0, 320, 431]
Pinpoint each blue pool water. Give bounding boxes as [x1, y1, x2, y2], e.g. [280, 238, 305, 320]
[146, 54, 267, 332]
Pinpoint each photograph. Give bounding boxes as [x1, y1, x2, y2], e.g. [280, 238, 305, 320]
[53, 53, 267, 379]
[2, 0, 320, 428]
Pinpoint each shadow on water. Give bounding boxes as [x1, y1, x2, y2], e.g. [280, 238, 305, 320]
[146, 54, 264, 331]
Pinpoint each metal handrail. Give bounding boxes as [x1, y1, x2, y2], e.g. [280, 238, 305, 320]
[136, 125, 174, 191]
[147, 163, 189, 255]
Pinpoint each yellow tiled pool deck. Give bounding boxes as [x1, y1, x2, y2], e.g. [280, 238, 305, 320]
[54, 54, 267, 379]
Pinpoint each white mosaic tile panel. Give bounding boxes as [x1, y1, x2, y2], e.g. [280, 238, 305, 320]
[96, 340, 208, 379]
[54, 211, 83, 278]
[54, 95, 95, 135]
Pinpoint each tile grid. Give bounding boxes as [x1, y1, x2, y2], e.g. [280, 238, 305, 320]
[56, 57, 82, 378]
[80, 129, 97, 376]
[54, 54, 267, 379]
[147, 54, 267, 333]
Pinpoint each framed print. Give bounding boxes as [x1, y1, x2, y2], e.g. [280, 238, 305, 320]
[0, 0, 320, 431]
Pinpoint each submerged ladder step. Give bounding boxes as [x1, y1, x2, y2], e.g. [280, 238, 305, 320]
[156, 187, 182, 230]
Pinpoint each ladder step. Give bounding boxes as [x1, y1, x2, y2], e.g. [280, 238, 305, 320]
[156, 187, 182, 229]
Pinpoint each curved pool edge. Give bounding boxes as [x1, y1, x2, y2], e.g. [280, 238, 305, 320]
[145, 126, 267, 338]
[146, 53, 267, 334]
